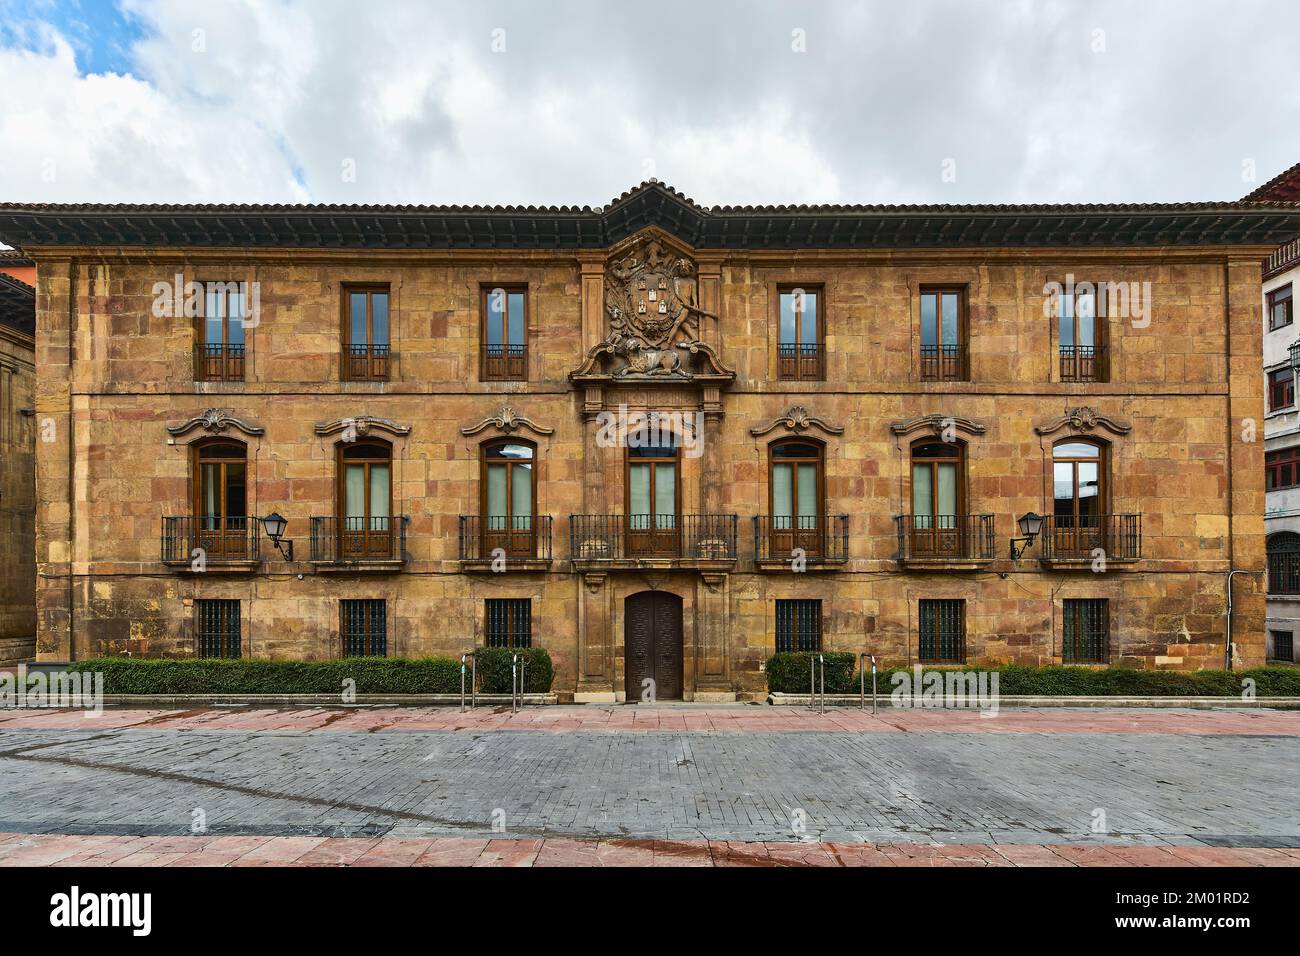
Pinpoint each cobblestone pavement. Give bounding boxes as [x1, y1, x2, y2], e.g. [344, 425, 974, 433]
[0, 707, 1297, 859]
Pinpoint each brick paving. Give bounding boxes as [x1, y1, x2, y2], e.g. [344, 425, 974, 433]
[0, 706, 1296, 865]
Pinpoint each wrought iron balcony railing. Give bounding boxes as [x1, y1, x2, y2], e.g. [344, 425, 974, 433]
[752, 515, 849, 564]
[777, 342, 823, 380]
[344, 343, 390, 381]
[895, 514, 996, 561]
[570, 514, 738, 562]
[458, 515, 553, 561]
[196, 344, 245, 382]
[162, 516, 262, 564]
[309, 515, 409, 563]
[1040, 514, 1142, 562]
[1059, 344, 1108, 383]
[482, 343, 527, 381]
[919, 343, 967, 382]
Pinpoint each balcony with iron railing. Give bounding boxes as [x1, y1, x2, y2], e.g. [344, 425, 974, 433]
[777, 343, 824, 380]
[309, 515, 409, 569]
[343, 344, 391, 381]
[458, 515, 553, 571]
[919, 343, 967, 382]
[482, 343, 527, 380]
[1059, 344, 1108, 383]
[570, 514, 738, 568]
[753, 515, 849, 570]
[196, 344, 245, 382]
[161, 516, 262, 570]
[1039, 514, 1142, 566]
[895, 514, 996, 568]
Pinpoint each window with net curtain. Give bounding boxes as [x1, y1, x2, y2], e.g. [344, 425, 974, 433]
[911, 440, 960, 530]
[628, 436, 677, 530]
[770, 440, 820, 531]
[484, 441, 533, 532]
[342, 443, 390, 531]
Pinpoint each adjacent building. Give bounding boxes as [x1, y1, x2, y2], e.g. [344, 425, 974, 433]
[1255, 162, 1300, 664]
[0, 256, 36, 664]
[1, 181, 1297, 699]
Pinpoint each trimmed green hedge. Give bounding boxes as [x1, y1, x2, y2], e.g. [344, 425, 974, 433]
[473, 646, 554, 694]
[765, 655, 1300, 697]
[68, 652, 553, 695]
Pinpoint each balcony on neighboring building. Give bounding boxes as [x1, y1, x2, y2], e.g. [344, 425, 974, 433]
[1039, 514, 1142, 567]
[161, 516, 262, 571]
[752, 515, 849, 570]
[308, 515, 409, 570]
[570, 514, 738, 569]
[458, 515, 553, 571]
[894, 514, 996, 569]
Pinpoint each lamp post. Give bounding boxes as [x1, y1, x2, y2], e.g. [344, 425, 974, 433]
[1009, 511, 1044, 560]
[262, 511, 294, 561]
[1290, 340, 1300, 373]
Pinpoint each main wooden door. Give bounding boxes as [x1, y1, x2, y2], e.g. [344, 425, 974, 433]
[624, 591, 684, 701]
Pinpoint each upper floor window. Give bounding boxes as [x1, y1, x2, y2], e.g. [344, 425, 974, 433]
[337, 441, 393, 559]
[196, 281, 246, 382]
[482, 285, 527, 381]
[1268, 284, 1293, 332]
[1267, 447, 1300, 491]
[1267, 532, 1300, 596]
[342, 285, 390, 381]
[919, 287, 967, 382]
[768, 439, 825, 557]
[626, 436, 678, 556]
[1057, 281, 1108, 383]
[193, 438, 251, 560]
[1269, 367, 1295, 411]
[777, 286, 823, 380]
[907, 439, 966, 557]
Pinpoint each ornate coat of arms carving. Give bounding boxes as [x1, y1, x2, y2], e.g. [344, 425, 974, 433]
[571, 235, 732, 382]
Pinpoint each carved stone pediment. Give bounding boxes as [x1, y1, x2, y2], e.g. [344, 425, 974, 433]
[1034, 406, 1132, 437]
[167, 408, 264, 438]
[314, 416, 411, 438]
[570, 233, 734, 384]
[890, 414, 987, 438]
[460, 405, 554, 438]
[750, 405, 844, 438]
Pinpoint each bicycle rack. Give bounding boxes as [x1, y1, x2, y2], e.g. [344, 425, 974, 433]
[511, 653, 529, 714]
[809, 653, 825, 714]
[460, 651, 478, 712]
[859, 653, 878, 715]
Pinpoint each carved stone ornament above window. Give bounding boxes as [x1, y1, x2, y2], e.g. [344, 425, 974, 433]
[460, 405, 554, 437]
[1034, 406, 1132, 437]
[889, 414, 987, 438]
[749, 404, 845, 437]
[314, 416, 412, 438]
[570, 232, 734, 383]
[166, 408, 265, 438]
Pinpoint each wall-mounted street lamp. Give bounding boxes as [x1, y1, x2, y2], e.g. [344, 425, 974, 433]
[1289, 340, 1300, 373]
[262, 511, 294, 561]
[1009, 511, 1044, 560]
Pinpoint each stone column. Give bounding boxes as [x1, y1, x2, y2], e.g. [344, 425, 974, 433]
[1225, 257, 1267, 668]
[34, 259, 75, 661]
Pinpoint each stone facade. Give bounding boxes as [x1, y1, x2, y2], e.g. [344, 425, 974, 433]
[0, 272, 36, 663]
[9, 184, 1291, 699]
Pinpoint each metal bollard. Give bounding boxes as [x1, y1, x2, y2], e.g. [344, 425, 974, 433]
[818, 653, 825, 715]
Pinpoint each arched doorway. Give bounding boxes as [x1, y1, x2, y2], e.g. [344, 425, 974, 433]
[624, 591, 684, 701]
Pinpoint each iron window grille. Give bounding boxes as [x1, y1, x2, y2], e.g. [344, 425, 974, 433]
[1269, 630, 1294, 664]
[775, 599, 822, 653]
[341, 599, 387, 657]
[196, 599, 241, 658]
[1062, 598, 1109, 663]
[485, 598, 532, 648]
[918, 599, 965, 663]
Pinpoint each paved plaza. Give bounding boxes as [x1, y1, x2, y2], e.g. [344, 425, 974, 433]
[0, 705, 1297, 866]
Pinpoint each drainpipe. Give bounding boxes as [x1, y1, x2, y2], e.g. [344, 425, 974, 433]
[1224, 569, 1253, 670]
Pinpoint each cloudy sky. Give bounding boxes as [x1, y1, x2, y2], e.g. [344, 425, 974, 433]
[0, 0, 1297, 208]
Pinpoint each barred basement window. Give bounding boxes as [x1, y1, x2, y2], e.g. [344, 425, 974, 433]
[485, 598, 531, 648]
[196, 599, 240, 659]
[918, 599, 965, 663]
[775, 599, 822, 652]
[1269, 630, 1294, 664]
[1063, 598, 1109, 663]
[341, 599, 387, 657]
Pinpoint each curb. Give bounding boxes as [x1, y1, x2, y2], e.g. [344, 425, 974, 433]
[767, 693, 1300, 709]
[78, 694, 559, 708]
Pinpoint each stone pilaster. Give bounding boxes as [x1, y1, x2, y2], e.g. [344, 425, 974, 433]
[693, 572, 732, 700]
